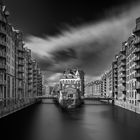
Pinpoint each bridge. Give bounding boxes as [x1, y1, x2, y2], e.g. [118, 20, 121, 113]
[36, 95, 57, 100]
[84, 97, 113, 101]
[36, 95, 114, 102]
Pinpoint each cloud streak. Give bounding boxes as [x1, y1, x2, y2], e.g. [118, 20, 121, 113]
[25, 2, 140, 83]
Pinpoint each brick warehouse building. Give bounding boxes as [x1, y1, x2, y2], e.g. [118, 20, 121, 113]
[0, 1, 43, 117]
[100, 17, 140, 114]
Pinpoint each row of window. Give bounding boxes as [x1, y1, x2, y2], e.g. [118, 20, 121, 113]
[126, 81, 136, 91]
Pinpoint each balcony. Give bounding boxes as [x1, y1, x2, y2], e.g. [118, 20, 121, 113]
[113, 65, 117, 69]
[18, 74, 24, 80]
[121, 77, 126, 83]
[33, 78, 37, 81]
[28, 61, 32, 65]
[133, 26, 140, 34]
[0, 51, 6, 58]
[134, 48, 140, 54]
[18, 68, 24, 73]
[121, 55, 126, 61]
[0, 40, 6, 47]
[0, 26, 6, 34]
[136, 94, 140, 101]
[18, 85, 23, 90]
[136, 83, 140, 90]
[120, 62, 125, 67]
[134, 73, 140, 79]
[134, 65, 140, 70]
[28, 65, 32, 70]
[122, 90, 126, 95]
[28, 72, 32, 75]
[28, 83, 32, 85]
[120, 67, 126, 72]
[0, 64, 6, 70]
[33, 70, 37, 74]
[33, 81, 37, 84]
[114, 74, 117, 78]
[18, 62, 24, 66]
[115, 83, 118, 87]
[28, 89, 32, 92]
[28, 77, 32, 80]
[18, 47, 24, 53]
[120, 73, 126, 78]
[122, 82, 126, 87]
[134, 37, 140, 45]
[134, 56, 140, 62]
[33, 73, 37, 76]
[18, 54, 24, 59]
[0, 80, 6, 86]
[120, 49, 126, 54]
[114, 88, 118, 93]
[114, 76, 118, 80]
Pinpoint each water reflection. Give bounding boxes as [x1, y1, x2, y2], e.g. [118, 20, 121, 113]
[0, 101, 140, 140]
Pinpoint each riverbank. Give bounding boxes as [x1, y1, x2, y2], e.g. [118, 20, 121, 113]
[0, 98, 41, 119]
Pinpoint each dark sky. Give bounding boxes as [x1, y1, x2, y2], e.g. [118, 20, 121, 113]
[4, 0, 140, 82]
[4, 0, 138, 36]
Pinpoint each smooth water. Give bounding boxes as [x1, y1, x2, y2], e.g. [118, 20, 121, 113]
[0, 100, 140, 140]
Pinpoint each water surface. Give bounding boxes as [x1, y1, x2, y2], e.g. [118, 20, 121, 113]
[0, 100, 140, 140]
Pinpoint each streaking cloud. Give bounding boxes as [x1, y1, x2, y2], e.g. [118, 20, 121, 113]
[25, 2, 140, 83]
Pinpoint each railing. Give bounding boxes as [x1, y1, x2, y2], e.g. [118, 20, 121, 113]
[120, 67, 126, 72]
[134, 73, 140, 78]
[136, 83, 140, 89]
[84, 96, 113, 100]
[18, 75, 24, 80]
[18, 54, 24, 59]
[18, 47, 24, 52]
[28, 66, 32, 70]
[121, 56, 126, 60]
[114, 65, 117, 69]
[0, 27, 6, 34]
[134, 57, 140, 63]
[28, 82, 32, 85]
[134, 48, 140, 54]
[121, 87, 126, 92]
[134, 37, 140, 45]
[28, 76, 32, 80]
[121, 78, 126, 84]
[37, 95, 57, 100]
[114, 73, 118, 77]
[28, 61, 32, 64]
[120, 73, 126, 78]
[18, 85, 23, 89]
[0, 64, 6, 69]
[18, 61, 24, 66]
[120, 62, 125, 67]
[0, 80, 6, 85]
[0, 52, 6, 58]
[137, 94, 140, 101]
[0, 40, 6, 47]
[37, 95, 114, 101]
[120, 49, 125, 54]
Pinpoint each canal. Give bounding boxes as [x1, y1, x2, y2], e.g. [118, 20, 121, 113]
[0, 100, 140, 140]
